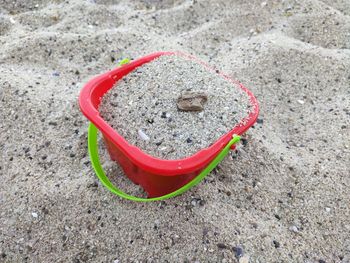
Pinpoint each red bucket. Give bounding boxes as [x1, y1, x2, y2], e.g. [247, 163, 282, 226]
[79, 51, 259, 198]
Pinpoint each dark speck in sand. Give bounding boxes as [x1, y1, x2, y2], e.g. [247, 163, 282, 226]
[273, 240, 280, 248]
[233, 246, 244, 258]
[257, 118, 264, 124]
[48, 121, 58, 126]
[217, 243, 228, 249]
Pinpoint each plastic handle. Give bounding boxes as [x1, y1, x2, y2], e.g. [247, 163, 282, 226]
[88, 123, 240, 202]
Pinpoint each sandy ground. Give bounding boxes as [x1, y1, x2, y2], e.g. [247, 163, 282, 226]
[1, 0, 350, 262]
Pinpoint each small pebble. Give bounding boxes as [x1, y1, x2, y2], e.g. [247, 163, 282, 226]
[138, 129, 150, 141]
[297, 99, 305, 104]
[31, 212, 38, 218]
[289, 225, 299, 233]
[177, 91, 208, 112]
[191, 198, 205, 206]
[325, 207, 331, 212]
[233, 246, 244, 258]
[239, 256, 250, 263]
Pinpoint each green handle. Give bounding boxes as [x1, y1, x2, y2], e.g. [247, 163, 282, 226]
[88, 123, 240, 202]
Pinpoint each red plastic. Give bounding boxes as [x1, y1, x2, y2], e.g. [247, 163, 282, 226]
[79, 51, 259, 197]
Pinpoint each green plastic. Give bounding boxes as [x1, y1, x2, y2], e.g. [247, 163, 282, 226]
[88, 123, 240, 202]
[118, 58, 130, 66]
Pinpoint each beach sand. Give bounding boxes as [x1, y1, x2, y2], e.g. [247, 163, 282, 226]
[1, 0, 349, 262]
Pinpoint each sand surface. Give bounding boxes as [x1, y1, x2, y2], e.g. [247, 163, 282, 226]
[99, 54, 252, 159]
[1, 0, 350, 262]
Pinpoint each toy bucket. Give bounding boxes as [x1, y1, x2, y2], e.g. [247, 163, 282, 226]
[79, 51, 259, 201]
